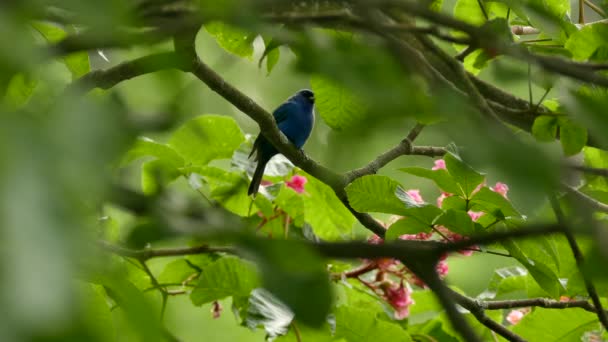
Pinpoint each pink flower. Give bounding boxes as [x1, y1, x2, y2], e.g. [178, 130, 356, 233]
[385, 281, 414, 320]
[286, 175, 307, 193]
[260, 180, 273, 186]
[437, 192, 452, 207]
[432, 159, 446, 171]
[436, 259, 449, 278]
[506, 309, 525, 325]
[406, 189, 424, 204]
[491, 182, 509, 198]
[368, 234, 383, 244]
[400, 232, 433, 240]
[467, 210, 484, 222]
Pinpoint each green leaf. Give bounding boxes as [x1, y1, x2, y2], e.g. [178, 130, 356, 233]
[122, 137, 185, 167]
[158, 259, 200, 284]
[266, 48, 280, 75]
[481, 266, 528, 299]
[469, 187, 520, 218]
[191, 166, 252, 216]
[242, 239, 331, 327]
[433, 209, 480, 235]
[346, 175, 409, 215]
[558, 117, 587, 156]
[275, 185, 305, 226]
[454, 0, 509, 26]
[399, 167, 461, 194]
[169, 115, 245, 166]
[334, 306, 413, 342]
[31, 22, 90, 79]
[141, 159, 181, 194]
[444, 153, 485, 198]
[565, 23, 608, 61]
[310, 76, 367, 130]
[4, 73, 37, 109]
[386, 217, 432, 240]
[303, 174, 355, 240]
[502, 239, 562, 298]
[531, 115, 558, 142]
[512, 308, 598, 341]
[190, 257, 260, 306]
[583, 147, 608, 192]
[440, 196, 467, 211]
[205, 22, 256, 58]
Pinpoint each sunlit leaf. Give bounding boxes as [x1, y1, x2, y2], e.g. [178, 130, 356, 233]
[190, 257, 260, 305]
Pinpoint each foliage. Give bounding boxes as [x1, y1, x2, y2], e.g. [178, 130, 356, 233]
[2, 1, 608, 342]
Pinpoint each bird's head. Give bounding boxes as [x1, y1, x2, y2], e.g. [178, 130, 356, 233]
[295, 89, 315, 105]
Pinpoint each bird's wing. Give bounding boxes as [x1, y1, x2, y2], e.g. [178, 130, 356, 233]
[272, 101, 296, 124]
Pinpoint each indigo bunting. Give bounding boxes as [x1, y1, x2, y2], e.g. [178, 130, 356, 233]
[248, 89, 315, 196]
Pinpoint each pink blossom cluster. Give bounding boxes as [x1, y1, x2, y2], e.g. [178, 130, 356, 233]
[357, 159, 511, 320]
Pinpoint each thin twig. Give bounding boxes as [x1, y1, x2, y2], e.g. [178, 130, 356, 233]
[549, 195, 608, 330]
[584, 0, 606, 17]
[568, 165, 608, 177]
[562, 184, 608, 213]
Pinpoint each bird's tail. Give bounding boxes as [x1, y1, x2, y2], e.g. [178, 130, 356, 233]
[248, 157, 268, 196]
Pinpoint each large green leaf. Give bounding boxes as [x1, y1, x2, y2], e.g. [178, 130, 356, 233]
[565, 23, 608, 61]
[532, 115, 558, 142]
[512, 308, 598, 341]
[345, 175, 409, 215]
[190, 166, 252, 216]
[469, 187, 521, 218]
[386, 217, 432, 240]
[4, 73, 37, 109]
[190, 257, 260, 305]
[122, 137, 184, 168]
[399, 167, 461, 194]
[303, 174, 355, 240]
[310, 76, 367, 130]
[454, 0, 509, 25]
[205, 22, 256, 58]
[169, 115, 245, 166]
[334, 305, 413, 342]
[558, 117, 587, 156]
[433, 209, 481, 235]
[444, 153, 485, 198]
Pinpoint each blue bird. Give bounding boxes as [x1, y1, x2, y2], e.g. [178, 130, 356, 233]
[248, 89, 315, 196]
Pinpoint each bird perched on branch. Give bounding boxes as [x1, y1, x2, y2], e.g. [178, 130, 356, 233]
[248, 89, 315, 196]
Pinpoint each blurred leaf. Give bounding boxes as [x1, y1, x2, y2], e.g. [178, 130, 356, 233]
[566, 88, 608, 149]
[512, 308, 598, 340]
[205, 22, 256, 58]
[386, 217, 432, 240]
[346, 175, 410, 215]
[31, 22, 90, 79]
[399, 167, 461, 195]
[334, 305, 413, 342]
[565, 23, 608, 61]
[141, 159, 181, 194]
[169, 115, 245, 166]
[310, 76, 367, 130]
[158, 259, 201, 284]
[303, 174, 355, 240]
[454, 0, 509, 25]
[434, 209, 481, 235]
[4, 73, 37, 109]
[190, 257, 260, 305]
[242, 239, 331, 327]
[557, 117, 587, 156]
[444, 153, 485, 198]
[531, 115, 558, 142]
[583, 147, 608, 192]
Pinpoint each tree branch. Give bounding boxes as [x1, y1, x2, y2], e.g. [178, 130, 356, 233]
[97, 240, 232, 261]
